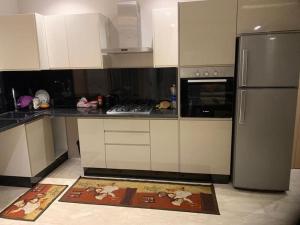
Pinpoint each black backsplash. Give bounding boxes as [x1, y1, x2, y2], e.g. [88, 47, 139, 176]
[0, 68, 177, 111]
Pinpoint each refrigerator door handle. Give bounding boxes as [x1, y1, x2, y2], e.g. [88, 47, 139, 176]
[239, 90, 246, 124]
[241, 49, 248, 87]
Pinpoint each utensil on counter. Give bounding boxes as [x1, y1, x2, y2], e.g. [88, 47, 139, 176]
[40, 102, 50, 109]
[17, 96, 33, 109]
[104, 94, 119, 108]
[35, 90, 50, 104]
[32, 97, 41, 110]
[156, 100, 171, 109]
[77, 97, 98, 108]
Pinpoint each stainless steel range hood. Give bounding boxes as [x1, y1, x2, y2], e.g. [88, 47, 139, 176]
[102, 1, 152, 54]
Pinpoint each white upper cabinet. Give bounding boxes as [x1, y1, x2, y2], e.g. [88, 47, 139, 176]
[65, 14, 103, 69]
[152, 8, 178, 68]
[237, 0, 300, 34]
[45, 13, 108, 69]
[0, 14, 49, 71]
[45, 15, 69, 69]
[179, 0, 237, 66]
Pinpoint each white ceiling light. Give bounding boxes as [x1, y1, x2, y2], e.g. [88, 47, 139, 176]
[254, 25, 262, 31]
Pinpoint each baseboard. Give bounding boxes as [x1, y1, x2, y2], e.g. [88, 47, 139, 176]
[0, 152, 68, 188]
[84, 168, 230, 184]
[0, 176, 32, 188]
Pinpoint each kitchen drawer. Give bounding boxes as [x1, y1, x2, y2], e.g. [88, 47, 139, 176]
[105, 131, 150, 145]
[106, 145, 150, 170]
[104, 119, 149, 132]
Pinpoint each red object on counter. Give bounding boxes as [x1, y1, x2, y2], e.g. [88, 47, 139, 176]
[97, 96, 103, 107]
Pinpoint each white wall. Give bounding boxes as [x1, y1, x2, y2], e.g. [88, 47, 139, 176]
[17, 0, 178, 47]
[0, 0, 19, 14]
[17, 0, 117, 18]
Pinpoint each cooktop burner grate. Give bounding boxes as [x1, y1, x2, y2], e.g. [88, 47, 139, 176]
[106, 104, 153, 115]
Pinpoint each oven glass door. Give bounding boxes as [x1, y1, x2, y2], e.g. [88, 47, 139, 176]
[180, 78, 234, 118]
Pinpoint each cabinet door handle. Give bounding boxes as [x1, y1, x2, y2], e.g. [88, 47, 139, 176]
[187, 79, 227, 83]
[239, 90, 246, 124]
[241, 49, 248, 87]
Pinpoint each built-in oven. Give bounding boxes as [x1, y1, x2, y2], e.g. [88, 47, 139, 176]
[180, 67, 235, 118]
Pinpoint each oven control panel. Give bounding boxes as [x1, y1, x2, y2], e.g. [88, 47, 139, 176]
[179, 66, 234, 78]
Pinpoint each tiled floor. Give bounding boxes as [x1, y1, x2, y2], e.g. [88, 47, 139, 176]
[0, 158, 299, 225]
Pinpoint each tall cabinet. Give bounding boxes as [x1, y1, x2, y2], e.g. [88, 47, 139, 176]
[0, 14, 49, 71]
[179, 0, 237, 66]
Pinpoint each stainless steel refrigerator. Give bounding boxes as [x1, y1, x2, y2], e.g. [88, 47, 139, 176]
[233, 32, 300, 191]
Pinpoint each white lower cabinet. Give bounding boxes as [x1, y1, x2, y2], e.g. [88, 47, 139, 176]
[78, 118, 232, 175]
[0, 118, 56, 177]
[180, 119, 232, 175]
[77, 118, 105, 168]
[25, 117, 55, 176]
[103, 119, 149, 132]
[104, 119, 151, 171]
[78, 119, 179, 172]
[106, 145, 151, 170]
[150, 120, 179, 172]
[105, 132, 150, 145]
[0, 125, 32, 177]
[52, 117, 68, 158]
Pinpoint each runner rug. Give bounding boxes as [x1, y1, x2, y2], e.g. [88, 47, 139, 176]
[59, 177, 220, 214]
[0, 184, 67, 221]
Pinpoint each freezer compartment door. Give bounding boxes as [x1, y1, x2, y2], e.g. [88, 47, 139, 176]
[238, 33, 300, 87]
[233, 88, 297, 190]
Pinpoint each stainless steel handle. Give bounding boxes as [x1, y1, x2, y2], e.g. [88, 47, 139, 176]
[12, 88, 18, 110]
[187, 79, 227, 83]
[239, 90, 246, 124]
[241, 49, 248, 87]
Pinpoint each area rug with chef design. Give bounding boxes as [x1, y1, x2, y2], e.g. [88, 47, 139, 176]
[0, 184, 67, 221]
[59, 177, 220, 214]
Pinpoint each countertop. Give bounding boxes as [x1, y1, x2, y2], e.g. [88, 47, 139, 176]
[0, 108, 178, 133]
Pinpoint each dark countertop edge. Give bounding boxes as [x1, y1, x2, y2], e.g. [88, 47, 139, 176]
[0, 122, 25, 133]
[0, 109, 178, 133]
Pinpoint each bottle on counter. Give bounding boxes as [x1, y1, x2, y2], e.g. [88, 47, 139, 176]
[97, 96, 103, 107]
[170, 84, 177, 109]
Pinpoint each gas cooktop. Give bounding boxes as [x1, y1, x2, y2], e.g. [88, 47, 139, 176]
[106, 104, 153, 115]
